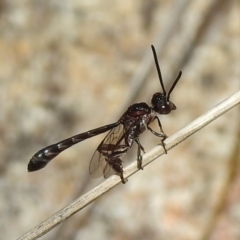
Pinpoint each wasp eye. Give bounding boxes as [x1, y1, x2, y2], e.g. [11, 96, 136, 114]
[151, 93, 176, 114]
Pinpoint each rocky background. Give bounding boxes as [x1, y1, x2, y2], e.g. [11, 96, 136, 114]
[0, 0, 239, 239]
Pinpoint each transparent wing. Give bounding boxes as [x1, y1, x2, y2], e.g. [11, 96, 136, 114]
[89, 149, 113, 178]
[89, 123, 129, 179]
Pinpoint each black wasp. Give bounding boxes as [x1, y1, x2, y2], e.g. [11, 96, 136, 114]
[28, 45, 182, 184]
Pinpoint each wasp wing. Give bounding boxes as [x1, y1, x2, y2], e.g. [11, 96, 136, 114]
[89, 122, 131, 179]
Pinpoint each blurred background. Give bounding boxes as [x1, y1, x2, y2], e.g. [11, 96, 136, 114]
[0, 0, 239, 239]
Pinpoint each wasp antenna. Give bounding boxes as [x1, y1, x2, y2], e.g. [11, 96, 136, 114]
[167, 71, 182, 101]
[151, 45, 166, 96]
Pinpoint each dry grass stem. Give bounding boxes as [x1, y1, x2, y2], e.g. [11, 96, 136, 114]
[18, 90, 240, 240]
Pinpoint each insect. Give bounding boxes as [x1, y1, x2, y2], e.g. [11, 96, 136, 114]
[28, 45, 182, 184]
